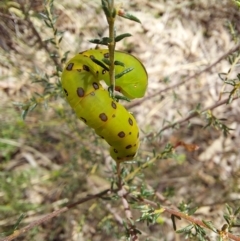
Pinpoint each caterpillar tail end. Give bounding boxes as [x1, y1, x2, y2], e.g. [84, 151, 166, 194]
[109, 146, 138, 163]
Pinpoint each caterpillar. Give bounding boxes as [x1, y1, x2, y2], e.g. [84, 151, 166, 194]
[61, 49, 147, 162]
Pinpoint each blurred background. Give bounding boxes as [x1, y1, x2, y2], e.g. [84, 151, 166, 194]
[1, 0, 240, 240]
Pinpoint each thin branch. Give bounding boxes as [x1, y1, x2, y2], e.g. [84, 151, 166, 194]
[118, 187, 139, 241]
[1, 189, 111, 241]
[118, 187, 133, 221]
[142, 198, 240, 241]
[146, 93, 239, 138]
[106, 0, 116, 96]
[128, 43, 240, 109]
[0, 12, 22, 20]
[18, 4, 61, 70]
[117, 163, 139, 240]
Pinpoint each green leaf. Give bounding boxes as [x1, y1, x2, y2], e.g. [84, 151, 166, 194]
[188, 206, 198, 215]
[38, 13, 48, 19]
[90, 56, 109, 71]
[234, 206, 240, 215]
[89, 37, 111, 46]
[218, 72, 227, 81]
[61, 51, 70, 64]
[21, 109, 28, 120]
[44, 20, 52, 28]
[108, 85, 114, 98]
[107, 86, 130, 102]
[114, 60, 125, 67]
[58, 36, 63, 44]
[29, 102, 38, 112]
[13, 214, 26, 231]
[114, 94, 130, 102]
[112, 8, 116, 18]
[176, 224, 194, 233]
[202, 220, 217, 233]
[88, 39, 101, 44]
[44, 37, 54, 43]
[225, 204, 233, 215]
[101, 0, 110, 17]
[115, 33, 132, 42]
[119, 12, 141, 23]
[115, 67, 133, 79]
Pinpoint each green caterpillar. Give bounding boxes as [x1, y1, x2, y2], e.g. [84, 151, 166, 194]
[61, 49, 147, 162]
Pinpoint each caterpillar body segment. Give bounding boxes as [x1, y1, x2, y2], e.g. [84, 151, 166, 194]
[61, 49, 147, 162]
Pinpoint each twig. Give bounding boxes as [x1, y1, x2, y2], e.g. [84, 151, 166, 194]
[116, 162, 122, 187]
[118, 187, 133, 221]
[163, 207, 240, 241]
[128, 43, 240, 109]
[18, 4, 61, 70]
[145, 93, 239, 138]
[0, 12, 22, 20]
[117, 163, 139, 240]
[1, 189, 111, 241]
[103, 0, 116, 96]
[118, 187, 139, 241]
[142, 198, 240, 241]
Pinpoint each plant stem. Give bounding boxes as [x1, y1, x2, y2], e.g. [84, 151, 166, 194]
[116, 162, 121, 188]
[106, 0, 116, 97]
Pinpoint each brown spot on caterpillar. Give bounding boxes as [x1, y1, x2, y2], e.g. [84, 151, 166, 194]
[114, 149, 118, 153]
[104, 53, 109, 58]
[90, 92, 95, 96]
[118, 131, 125, 138]
[89, 55, 95, 59]
[77, 69, 82, 72]
[80, 117, 87, 123]
[126, 154, 135, 158]
[128, 118, 133, 126]
[102, 69, 106, 74]
[83, 65, 90, 72]
[64, 89, 68, 96]
[66, 63, 74, 71]
[77, 87, 84, 97]
[99, 113, 108, 122]
[129, 132, 132, 135]
[100, 136, 104, 139]
[112, 114, 116, 118]
[96, 70, 99, 74]
[115, 86, 121, 92]
[111, 101, 117, 109]
[93, 82, 99, 90]
[125, 145, 132, 149]
[137, 132, 139, 138]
